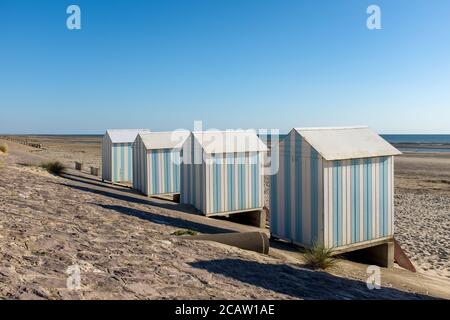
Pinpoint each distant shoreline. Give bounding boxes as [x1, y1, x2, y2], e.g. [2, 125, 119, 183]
[2, 133, 450, 153]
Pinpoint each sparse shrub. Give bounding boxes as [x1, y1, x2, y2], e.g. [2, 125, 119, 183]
[0, 144, 7, 153]
[41, 161, 65, 175]
[303, 243, 337, 270]
[171, 229, 198, 236]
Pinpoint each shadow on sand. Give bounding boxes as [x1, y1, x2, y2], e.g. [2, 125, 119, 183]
[189, 259, 435, 300]
[95, 203, 234, 234]
[58, 173, 194, 214]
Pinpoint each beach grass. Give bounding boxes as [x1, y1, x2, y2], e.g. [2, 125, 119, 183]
[171, 229, 198, 236]
[41, 161, 65, 175]
[0, 144, 7, 153]
[303, 243, 337, 270]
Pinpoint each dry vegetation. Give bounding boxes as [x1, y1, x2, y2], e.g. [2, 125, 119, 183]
[303, 243, 337, 270]
[0, 144, 7, 153]
[40, 161, 65, 175]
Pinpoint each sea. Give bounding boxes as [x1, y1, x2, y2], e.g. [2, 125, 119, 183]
[260, 134, 450, 153]
[5, 133, 450, 153]
[381, 134, 450, 153]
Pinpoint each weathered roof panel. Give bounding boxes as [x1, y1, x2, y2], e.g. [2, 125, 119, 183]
[192, 130, 267, 154]
[106, 129, 150, 143]
[138, 131, 189, 150]
[294, 126, 401, 160]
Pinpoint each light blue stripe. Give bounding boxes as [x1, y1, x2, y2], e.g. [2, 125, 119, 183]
[199, 163, 203, 211]
[284, 139, 291, 239]
[367, 159, 372, 240]
[355, 159, 361, 242]
[363, 158, 373, 240]
[239, 161, 243, 210]
[217, 157, 221, 212]
[333, 161, 339, 246]
[337, 163, 342, 246]
[213, 157, 217, 212]
[228, 155, 234, 211]
[252, 152, 259, 208]
[164, 151, 170, 193]
[255, 154, 259, 207]
[256, 153, 264, 207]
[310, 149, 318, 244]
[350, 160, 355, 243]
[178, 152, 181, 191]
[190, 154, 193, 204]
[113, 145, 118, 182]
[363, 159, 368, 240]
[128, 144, 132, 181]
[172, 152, 177, 191]
[379, 158, 384, 237]
[152, 152, 158, 193]
[120, 144, 125, 181]
[238, 158, 244, 210]
[270, 164, 278, 234]
[384, 157, 389, 236]
[295, 136, 302, 243]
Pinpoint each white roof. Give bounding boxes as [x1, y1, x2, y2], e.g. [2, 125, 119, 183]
[294, 126, 401, 160]
[192, 130, 267, 154]
[138, 131, 189, 150]
[106, 129, 150, 143]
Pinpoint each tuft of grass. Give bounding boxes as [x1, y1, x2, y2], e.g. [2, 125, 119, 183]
[303, 243, 337, 270]
[171, 229, 198, 236]
[0, 144, 7, 153]
[41, 161, 65, 175]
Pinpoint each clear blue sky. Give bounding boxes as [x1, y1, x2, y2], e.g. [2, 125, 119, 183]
[1, 0, 449, 134]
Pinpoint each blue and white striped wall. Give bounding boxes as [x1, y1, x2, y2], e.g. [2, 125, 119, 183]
[132, 135, 181, 196]
[102, 136, 133, 183]
[181, 137, 265, 215]
[180, 135, 204, 211]
[270, 131, 394, 249]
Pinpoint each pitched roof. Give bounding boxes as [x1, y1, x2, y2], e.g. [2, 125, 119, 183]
[138, 131, 189, 150]
[106, 129, 150, 143]
[192, 130, 267, 154]
[294, 126, 401, 160]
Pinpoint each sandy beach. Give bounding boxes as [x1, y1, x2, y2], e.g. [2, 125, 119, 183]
[0, 136, 449, 299]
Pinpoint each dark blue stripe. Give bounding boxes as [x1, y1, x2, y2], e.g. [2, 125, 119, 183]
[284, 138, 291, 239]
[128, 144, 132, 181]
[113, 145, 118, 182]
[270, 164, 278, 234]
[310, 149, 318, 244]
[333, 161, 339, 246]
[295, 136, 302, 243]
[337, 164, 342, 246]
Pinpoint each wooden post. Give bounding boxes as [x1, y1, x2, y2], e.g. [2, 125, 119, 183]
[75, 162, 83, 171]
[90, 167, 99, 176]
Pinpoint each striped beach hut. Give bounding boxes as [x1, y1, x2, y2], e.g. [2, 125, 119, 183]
[180, 130, 267, 216]
[102, 129, 150, 183]
[132, 131, 188, 196]
[270, 126, 401, 251]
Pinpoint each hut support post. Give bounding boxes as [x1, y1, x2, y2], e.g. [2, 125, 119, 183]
[227, 210, 267, 229]
[356, 241, 395, 268]
[172, 194, 181, 203]
[247, 209, 267, 229]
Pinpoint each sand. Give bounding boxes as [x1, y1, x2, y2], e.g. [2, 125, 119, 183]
[0, 137, 449, 299]
[393, 153, 450, 279]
